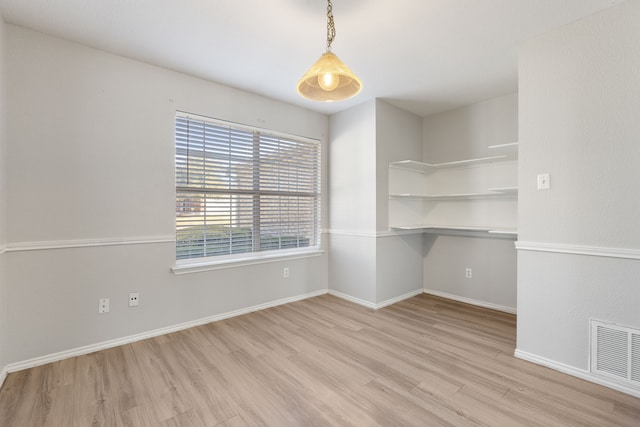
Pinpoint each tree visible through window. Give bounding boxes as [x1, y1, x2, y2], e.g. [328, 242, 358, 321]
[175, 113, 321, 261]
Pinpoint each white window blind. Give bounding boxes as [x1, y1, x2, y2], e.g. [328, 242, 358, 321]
[175, 113, 321, 261]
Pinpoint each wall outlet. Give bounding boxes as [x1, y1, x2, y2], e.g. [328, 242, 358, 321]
[283, 267, 290, 278]
[98, 298, 110, 314]
[129, 291, 139, 307]
[465, 268, 473, 279]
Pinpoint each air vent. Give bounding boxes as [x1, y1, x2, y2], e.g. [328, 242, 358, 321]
[632, 333, 640, 383]
[591, 320, 640, 390]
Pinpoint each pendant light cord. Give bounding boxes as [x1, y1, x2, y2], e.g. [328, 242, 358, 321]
[326, 0, 336, 52]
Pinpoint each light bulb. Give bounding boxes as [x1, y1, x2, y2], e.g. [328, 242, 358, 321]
[318, 72, 339, 91]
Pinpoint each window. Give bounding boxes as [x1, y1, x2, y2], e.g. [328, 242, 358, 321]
[175, 113, 321, 262]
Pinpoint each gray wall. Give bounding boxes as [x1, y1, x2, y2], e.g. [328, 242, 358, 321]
[0, 13, 8, 379]
[4, 25, 329, 365]
[422, 94, 518, 312]
[517, 0, 640, 378]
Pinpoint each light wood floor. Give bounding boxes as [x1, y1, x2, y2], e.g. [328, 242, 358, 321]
[1, 294, 639, 426]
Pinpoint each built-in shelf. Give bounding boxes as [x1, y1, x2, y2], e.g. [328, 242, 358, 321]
[390, 143, 519, 174]
[390, 224, 518, 236]
[488, 142, 519, 149]
[388, 142, 519, 236]
[390, 155, 508, 173]
[489, 142, 519, 158]
[391, 224, 491, 231]
[390, 191, 515, 200]
[487, 186, 518, 194]
[487, 228, 518, 235]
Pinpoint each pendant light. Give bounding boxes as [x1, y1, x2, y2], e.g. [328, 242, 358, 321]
[297, 0, 362, 102]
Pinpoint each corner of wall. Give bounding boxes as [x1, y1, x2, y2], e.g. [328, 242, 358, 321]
[374, 99, 423, 233]
[0, 11, 9, 388]
[327, 100, 424, 307]
[420, 95, 518, 312]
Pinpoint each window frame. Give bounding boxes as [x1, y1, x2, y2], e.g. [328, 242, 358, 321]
[173, 112, 322, 269]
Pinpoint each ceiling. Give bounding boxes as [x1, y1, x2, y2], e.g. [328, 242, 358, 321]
[0, 0, 624, 117]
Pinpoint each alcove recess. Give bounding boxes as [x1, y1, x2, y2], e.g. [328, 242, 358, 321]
[388, 142, 518, 236]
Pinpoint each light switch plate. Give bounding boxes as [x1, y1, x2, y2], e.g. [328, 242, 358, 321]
[537, 173, 550, 190]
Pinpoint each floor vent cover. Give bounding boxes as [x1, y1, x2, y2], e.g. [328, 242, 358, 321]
[591, 320, 640, 389]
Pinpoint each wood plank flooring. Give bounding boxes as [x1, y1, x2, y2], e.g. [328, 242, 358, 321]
[1, 294, 639, 426]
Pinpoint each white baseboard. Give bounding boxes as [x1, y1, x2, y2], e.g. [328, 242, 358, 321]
[328, 288, 423, 310]
[376, 289, 425, 309]
[514, 349, 640, 399]
[4, 289, 328, 375]
[0, 366, 8, 389]
[423, 289, 517, 314]
[328, 290, 377, 309]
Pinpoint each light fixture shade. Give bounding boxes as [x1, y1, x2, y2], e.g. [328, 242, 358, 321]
[297, 52, 362, 102]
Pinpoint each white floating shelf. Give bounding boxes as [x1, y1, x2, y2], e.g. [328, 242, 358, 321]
[488, 142, 518, 150]
[488, 228, 518, 235]
[488, 142, 519, 158]
[389, 145, 518, 238]
[389, 224, 435, 230]
[390, 224, 492, 231]
[390, 224, 518, 236]
[390, 155, 508, 173]
[487, 186, 518, 194]
[390, 191, 514, 200]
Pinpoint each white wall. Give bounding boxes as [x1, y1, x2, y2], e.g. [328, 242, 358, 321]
[328, 101, 377, 303]
[423, 93, 518, 163]
[328, 101, 377, 233]
[423, 234, 517, 312]
[328, 100, 423, 306]
[422, 94, 518, 312]
[0, 13, 8, 381]
[375, 100, 423, 232]
[4, 25, 329, 365]
[376, 234, 422, 303]
[327, 233, 377, 303]
[374, 100, 423, 303]
[517, 0, 640, 392]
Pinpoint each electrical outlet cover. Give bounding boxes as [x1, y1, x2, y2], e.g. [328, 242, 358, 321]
[129, 292, 139, 307]
[98, 298, 110, 314]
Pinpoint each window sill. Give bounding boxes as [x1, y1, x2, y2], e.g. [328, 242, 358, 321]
[171, 249, 325, 275]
